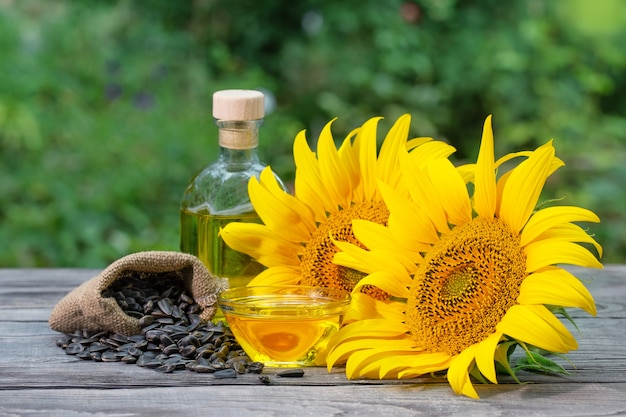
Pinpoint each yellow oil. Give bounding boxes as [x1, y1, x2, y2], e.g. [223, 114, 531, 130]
[180, 209, 265, 289]
[222, 295, 344, 367]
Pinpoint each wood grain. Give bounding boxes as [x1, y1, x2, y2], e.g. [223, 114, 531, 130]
[0, 267, 624, 416]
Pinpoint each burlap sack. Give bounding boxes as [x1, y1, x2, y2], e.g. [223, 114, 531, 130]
[49, 251, 228, 335]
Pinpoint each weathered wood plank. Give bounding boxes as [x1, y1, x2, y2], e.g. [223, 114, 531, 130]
[0, 384, 624, 417]
[0, 266, 624, 415]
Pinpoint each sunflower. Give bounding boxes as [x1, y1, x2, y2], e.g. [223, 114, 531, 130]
[220, 115, 455, 297]
[326, 115, 603, 398]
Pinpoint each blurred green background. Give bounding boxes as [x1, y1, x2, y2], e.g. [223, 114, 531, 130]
[1, 0, 624, 267]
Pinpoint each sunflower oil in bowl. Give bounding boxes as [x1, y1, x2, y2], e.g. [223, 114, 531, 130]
[218, 286, 350, 367]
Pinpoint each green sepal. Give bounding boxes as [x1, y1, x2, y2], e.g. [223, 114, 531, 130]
[513, 346, 570, 376]
[493, 340, 523, 384]
[547, 305, 580, 332]
[469, 365, 489, 385]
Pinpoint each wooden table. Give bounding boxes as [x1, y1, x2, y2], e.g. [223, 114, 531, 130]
[1, 267, 624, 416]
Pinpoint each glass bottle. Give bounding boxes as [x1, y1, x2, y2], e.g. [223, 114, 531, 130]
[180, 89, 287, 289]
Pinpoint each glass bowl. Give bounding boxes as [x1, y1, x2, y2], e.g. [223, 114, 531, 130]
[218, 286, 350, 367]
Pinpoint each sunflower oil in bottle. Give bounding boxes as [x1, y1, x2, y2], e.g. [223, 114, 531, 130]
[180, 89, 287, 292]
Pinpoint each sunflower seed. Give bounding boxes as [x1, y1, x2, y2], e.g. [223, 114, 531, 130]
[157, 298, 173, 316]
[155, 364, 176, 373]
[88, 343, 110, 353]
[101, 350, 120, 362]
[247, 362, 265, 374]
[276, 369, 305, 378]
[214, 368, 237, 379]
[121, 355, 137, 364]
[233, 361, 246, 374]
[77, 350, 92, 360]
[162, 344, 179, 355]
[180, 345, 197, 358]
[65, 343, 84, 355]
[56, 336, 71, 348]
[159, 334, 175, 347]
[139, 315, 154, 327]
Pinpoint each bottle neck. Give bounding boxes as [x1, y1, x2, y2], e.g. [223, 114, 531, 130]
[218, 146, 260, 165]
[216, 119, 263, 150]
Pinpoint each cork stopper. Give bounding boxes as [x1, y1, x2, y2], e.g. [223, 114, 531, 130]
[212, 89, 264, 121]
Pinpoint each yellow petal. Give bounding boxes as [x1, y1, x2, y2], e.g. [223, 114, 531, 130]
[331, 243, 375, 273]
[343, 127, 365, 202]
[293, 129, 336, 213]
[220, 222, 301, 267]
[406, 140, 457, 170]
[456, 163, 475, 184]
[535, 140, 566, 176]
[533, 223, 603, 259]
[350, 219, 395, 252]
[379, 181, 439, 246]
[381, 351, 451, 378]
[318, 119, 352, 209]
[399, 150, 450, 233]
[494, 169, 511, 215]
[493, 341, 518, 380]
[518, 268, 596, 315]
[353, 271, 412, 299]
[474, 115, 497, 219]
[496, 146, 564, 177]
[249, 169, 315, 242]
[447, 345, 479, 399]
[499, 143, 555, 233]
[498, 304, 577, 353]
[294, 174, 329, 223]
[406, 136, 434, 151]
[525, 239, 603, 272]
[344, 292, 406, 322]
[326, 339, 384, 370]
[395, 136, 456, 199]
[354, 117, 382, 201]
[293, 129, 320, 177]
[347, 344, 416, 379]
[352, 217, 424, 268]
[357, 341, 422, 378]
[427, 159, 472, 226]
[474, 332, 502, 384]
[247, 266, 301, 286]
[332, 237, 415, 280]
[325, 319, 408, 369]
[337, 134, 360, 199]
[521, 206, 600, 247]
[329, 318, 407, 344]
[377, 114, 411, 187]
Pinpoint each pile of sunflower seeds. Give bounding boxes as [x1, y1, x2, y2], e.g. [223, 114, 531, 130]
[55, 271, 264, 376]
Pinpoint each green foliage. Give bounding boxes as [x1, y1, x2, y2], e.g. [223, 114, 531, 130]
[514, 348, 570, 376]
[494, 340, 571, 383]
[1, 0, 624, 266]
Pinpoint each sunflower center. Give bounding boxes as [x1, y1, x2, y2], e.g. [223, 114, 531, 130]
[299, 200, 389, 299]
[406, 217, 527, 356]
[340, 266, 368, 290]
[441, 267, 474, 301]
